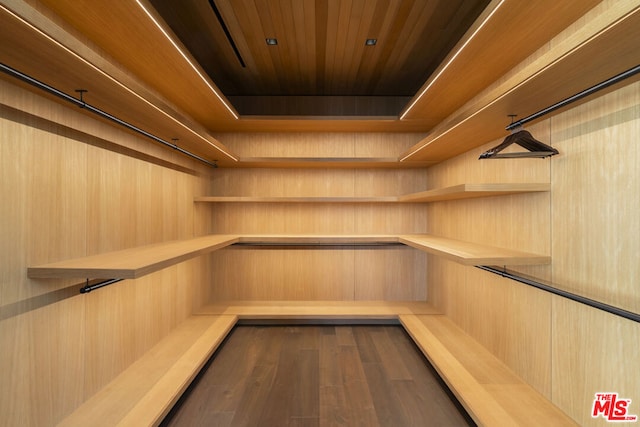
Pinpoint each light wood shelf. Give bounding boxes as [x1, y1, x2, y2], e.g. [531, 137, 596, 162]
[235, 157, 433, 168]
[195, 182, 550, 204]
[238, 235, 550, 267]
[198, 300, 440, 318]
[27, 235, 239, 279]
[400, 5, 640, 164]
[59, 303, 576, 426]
[27, 233, 548, 280]
[57, 314, 238, 427]
[397, 183, 550, 202]
[399, 234, 550, 266]
[400, 314, 578, 426]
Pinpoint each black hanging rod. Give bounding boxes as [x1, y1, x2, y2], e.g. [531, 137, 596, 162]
[0, 62, 218, 168]
[80, 278, 124, 294]
[506, 64, 640, 131]
[231, 242, 405, 249]
[477, 266, 640, 323]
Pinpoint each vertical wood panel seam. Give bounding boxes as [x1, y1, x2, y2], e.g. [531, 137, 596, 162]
[548, 115, 555, 404]
[549, 117, 555, 402]
[352, 155, 356, 300]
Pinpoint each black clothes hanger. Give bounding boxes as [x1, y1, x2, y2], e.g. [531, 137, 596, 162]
[478, 127, 559, 159]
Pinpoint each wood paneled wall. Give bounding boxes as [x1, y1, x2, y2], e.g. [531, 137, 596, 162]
[0, 78, 213, 426]
[426, 80, 640, 426]
[219, 131, 424, 158]
[206, 133, 428, 301]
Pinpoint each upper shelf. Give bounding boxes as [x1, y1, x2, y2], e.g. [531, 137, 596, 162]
[195, 182, 550, 204]
[400, 4, 640, 164]
[397, 183, 550, 202]
[28, 233, 549, 280]
[235, 157, 433, 169]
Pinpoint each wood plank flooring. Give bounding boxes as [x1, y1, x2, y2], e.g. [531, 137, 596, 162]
[161, 325, 475, 426]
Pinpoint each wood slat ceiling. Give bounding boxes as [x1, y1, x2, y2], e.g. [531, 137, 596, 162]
[149, 0, 489, 98]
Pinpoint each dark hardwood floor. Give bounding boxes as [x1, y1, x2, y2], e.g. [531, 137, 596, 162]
[161, 325, 475, 426]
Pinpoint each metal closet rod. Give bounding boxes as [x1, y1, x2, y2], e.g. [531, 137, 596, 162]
[232, 242, 405, 247]
[0, 62, 217, 168]
[80, 278, 124, 294]
[506, 64, 640, 131]
[477, 266, 640, 323]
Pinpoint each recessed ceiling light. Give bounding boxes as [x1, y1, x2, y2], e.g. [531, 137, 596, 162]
[266, 38, 278, 45]
[365, 39, 377, 46]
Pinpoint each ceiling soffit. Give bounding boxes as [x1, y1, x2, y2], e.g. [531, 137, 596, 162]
[0, 0, 611, 140]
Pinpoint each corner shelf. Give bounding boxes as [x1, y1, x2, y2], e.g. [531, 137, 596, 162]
[59, 303, 575, 427]
[27, 233, 549, 281]
[195, 182, 550, 204]
[237, 234, 549, 266]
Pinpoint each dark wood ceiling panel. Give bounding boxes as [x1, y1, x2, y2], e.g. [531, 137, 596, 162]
[352, 0, 389, 94]
[271, 0, 304, 93]
[325, 0, 350, 94]
[302, 0, 318, 93]
[222, 0, 279, 94]
[150, 0, 489, 99]
[390, 0, 482, 95]
[372, 0, 430, 94]
[208, 1, 262, 94]
[314, 0, 328, 93]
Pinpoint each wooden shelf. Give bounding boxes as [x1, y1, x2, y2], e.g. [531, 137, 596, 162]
[235, 235, 549, 267]
[400, 5, 640, 164]
[28, 233, 548, 280]
[400, 314, 578, 426]
[198, 300, 440, 318]
[235, 157, 433, 168]
[398, 234, 550, 266]
[398, 183, 550, 202]
[58, 314, 238, 427]
[196, 182, 550, 204]
[27, 235, 239, 279]
[59, 303, 576, 426]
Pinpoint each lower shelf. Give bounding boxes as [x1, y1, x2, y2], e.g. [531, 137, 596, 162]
[57, 301, 577, 427]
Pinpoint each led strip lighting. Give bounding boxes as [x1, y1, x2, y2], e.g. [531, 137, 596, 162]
[399, 0, 506, 121]
[400, 4, 639, 162]
[135, 0, 239, 120]
[0, 3, 238, 162]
